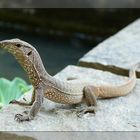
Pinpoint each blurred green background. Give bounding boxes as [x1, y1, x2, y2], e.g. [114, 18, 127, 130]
[0, 9, 140, 82]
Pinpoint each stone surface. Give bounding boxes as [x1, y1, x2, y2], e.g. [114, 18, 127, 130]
[0, 65, 140, 131]
[79, 18, 140, 77]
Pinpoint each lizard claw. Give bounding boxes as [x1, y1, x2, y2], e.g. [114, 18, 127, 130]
[23, 110, 29, 114]
[14, 113, 33, 122]
[9, 99, 17, 104]
[77, 106, 97, 118]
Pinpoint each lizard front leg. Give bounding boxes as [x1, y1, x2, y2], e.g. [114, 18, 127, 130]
[10, 89, 35, 106]
[77, 86, 98, 117]
[14, 86, 43, 122]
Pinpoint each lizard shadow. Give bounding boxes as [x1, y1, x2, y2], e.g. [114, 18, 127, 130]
[40, 103, 81, 116]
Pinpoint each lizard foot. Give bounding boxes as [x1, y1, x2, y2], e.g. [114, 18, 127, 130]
[14, 113, 33, 122]
[10, 97, 27, 104]
[9, 99, 33, 106]
[9, 99, 18, 104]
[77, 106, 97, 118]
[23, 110, 29, 114]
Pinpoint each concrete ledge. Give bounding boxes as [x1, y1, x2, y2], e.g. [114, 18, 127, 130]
[0, 65, 140, 131]
[79, 19, 140, 77]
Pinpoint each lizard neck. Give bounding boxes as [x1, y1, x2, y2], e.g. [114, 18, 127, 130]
[16, 49, 51, 87]
[28, 50, 52, 85]
[33, 52, 50, 78]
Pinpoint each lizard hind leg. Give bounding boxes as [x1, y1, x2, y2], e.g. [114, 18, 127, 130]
[77, 86, 98, 117]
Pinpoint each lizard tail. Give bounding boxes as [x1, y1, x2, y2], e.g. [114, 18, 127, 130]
[96, 62, 140, 98]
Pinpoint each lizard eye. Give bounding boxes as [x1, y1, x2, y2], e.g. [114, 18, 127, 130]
[27, 51, 32, 56]
[16, 44, 21, 47]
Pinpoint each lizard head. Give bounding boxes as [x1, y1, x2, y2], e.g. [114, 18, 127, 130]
[0, 38, 35, 58]
[0, 38, 43, 85]
[0, 38, 42, 66]
[0, 38, 48, 83]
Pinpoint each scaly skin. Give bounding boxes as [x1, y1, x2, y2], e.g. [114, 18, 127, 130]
[0, 38, 139, 122]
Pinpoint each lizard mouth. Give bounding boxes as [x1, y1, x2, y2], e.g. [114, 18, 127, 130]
[27, 51, 32, 56]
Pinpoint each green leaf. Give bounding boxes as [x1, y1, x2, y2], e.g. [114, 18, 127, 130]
[0, 77, 32, 107]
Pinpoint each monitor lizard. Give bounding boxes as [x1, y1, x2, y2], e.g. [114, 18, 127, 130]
[0, 38, 139, 122]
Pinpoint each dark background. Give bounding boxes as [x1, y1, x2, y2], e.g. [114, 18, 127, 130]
[0, 9, 140, 82]
[0, 0, 140, 8]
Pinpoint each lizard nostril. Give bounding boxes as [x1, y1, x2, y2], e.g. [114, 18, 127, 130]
[27, 51, 32, 56]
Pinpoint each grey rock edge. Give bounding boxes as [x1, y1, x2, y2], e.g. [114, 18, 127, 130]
[0, 65, 140, 131]
[79, 18, 140, 77]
